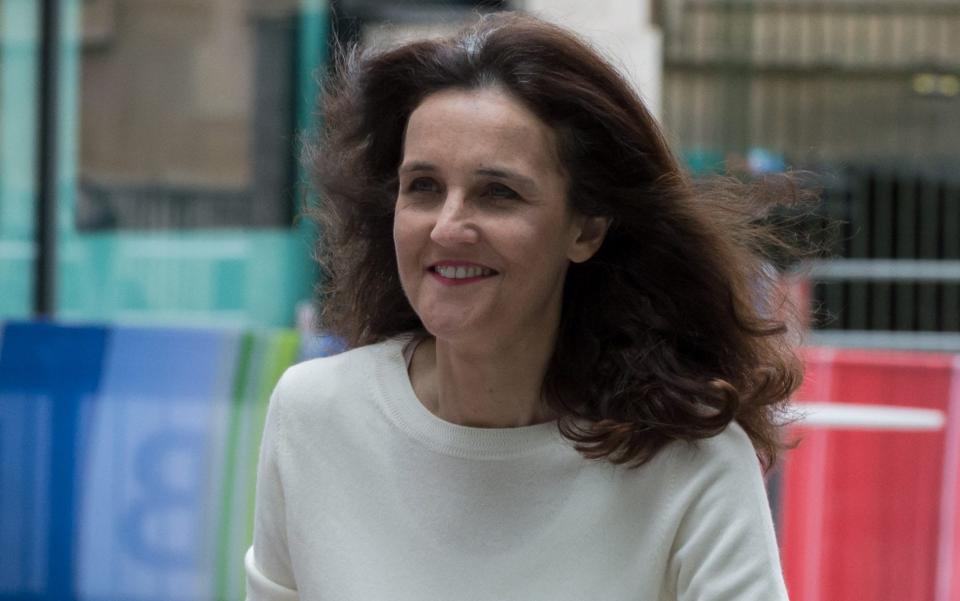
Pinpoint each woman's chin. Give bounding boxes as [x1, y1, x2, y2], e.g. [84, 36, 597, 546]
[418, 314, 486, 344]
[420, 321, 471, 342]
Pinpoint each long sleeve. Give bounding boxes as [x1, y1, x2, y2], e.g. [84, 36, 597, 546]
[246, 381, 300, 601]
[665, 425, 790, 601]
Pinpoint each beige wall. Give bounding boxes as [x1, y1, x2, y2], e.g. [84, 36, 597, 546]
[80, 0, 260, 187]
[516, 0, 664, 121]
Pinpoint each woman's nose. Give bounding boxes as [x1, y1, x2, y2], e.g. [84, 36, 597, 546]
[430, 194, 479, 246]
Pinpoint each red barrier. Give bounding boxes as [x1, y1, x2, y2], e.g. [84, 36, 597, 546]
[782, 348, 959, 601]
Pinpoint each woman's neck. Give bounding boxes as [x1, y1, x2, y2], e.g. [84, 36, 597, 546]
[408, 334, 558, 428]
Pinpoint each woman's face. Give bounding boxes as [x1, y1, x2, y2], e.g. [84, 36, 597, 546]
[393, 87, 600, 348]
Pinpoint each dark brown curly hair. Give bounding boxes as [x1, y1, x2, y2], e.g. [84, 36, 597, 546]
[306, 11, 806, 470]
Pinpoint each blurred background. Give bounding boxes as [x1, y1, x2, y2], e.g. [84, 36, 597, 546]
[1, 0, 958, 600]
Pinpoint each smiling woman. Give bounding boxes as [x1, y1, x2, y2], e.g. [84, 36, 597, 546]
[393, 87, 607, 427]
[245, 11, 806, 601]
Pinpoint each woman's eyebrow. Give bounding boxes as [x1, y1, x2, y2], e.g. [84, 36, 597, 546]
[398, 161, 437, 174]
[399, 163, 537, 189]
[475, 167, 536, 189]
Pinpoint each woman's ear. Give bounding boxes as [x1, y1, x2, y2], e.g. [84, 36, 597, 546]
[568, 216, 611, 264]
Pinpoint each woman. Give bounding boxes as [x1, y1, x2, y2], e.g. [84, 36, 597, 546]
[246, 12, 802, 601]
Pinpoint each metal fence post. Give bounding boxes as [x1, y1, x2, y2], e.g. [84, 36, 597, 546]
[34, 0, 60, 317]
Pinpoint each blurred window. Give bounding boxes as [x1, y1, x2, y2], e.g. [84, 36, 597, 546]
[76, 0, 300, 231]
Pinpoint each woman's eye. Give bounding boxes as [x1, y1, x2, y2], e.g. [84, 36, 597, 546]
[486, 183, 519, 200]
[407, 178, 440, 194]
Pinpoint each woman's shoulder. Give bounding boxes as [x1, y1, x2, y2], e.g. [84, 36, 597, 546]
[661, 420, 766, 494]
[599, 421, 764, 498]
[270, 337, 404, 415]
[683, 420, 756, 461]
[674, 420, 758, 466]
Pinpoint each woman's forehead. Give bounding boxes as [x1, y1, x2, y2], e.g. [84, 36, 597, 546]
[401, 88, 564, 177]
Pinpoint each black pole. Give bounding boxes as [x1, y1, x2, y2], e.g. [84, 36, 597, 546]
[34, 0, 61, 317]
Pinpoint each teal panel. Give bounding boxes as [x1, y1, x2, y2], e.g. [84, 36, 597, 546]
[57, 230, 316, 328]
[57, 0, 81, 237]
[0, 254, 32, 318]
[294, 0, 329, 284]
[681, 147, 725, 176]
[297, 0, 328, 137]
[0, 0, 40, 318]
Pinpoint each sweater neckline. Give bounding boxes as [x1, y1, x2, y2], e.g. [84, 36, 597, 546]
[373, 336, 565, 459]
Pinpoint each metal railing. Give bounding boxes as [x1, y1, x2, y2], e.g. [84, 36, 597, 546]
[805, 167, 960, 343]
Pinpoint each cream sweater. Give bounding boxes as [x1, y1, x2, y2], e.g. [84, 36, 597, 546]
[245, 337, 790, 601]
